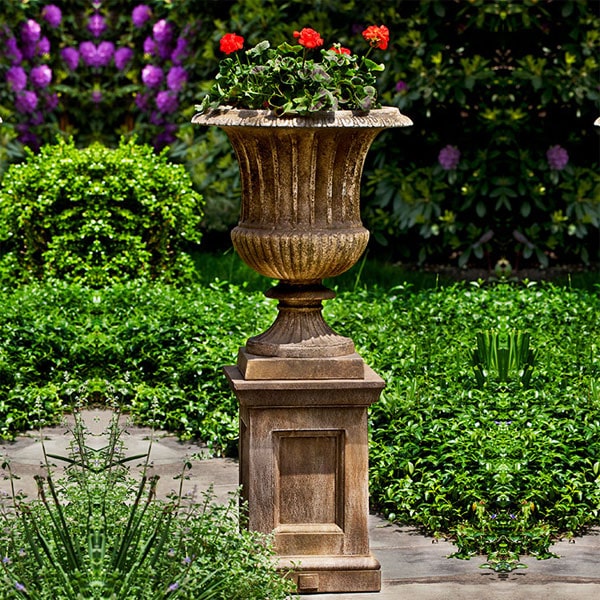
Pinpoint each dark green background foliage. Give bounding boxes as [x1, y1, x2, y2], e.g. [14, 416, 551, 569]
[0, 0, 597, 266]
[215, 0, 599, 266]
[0, 138, 204, 285]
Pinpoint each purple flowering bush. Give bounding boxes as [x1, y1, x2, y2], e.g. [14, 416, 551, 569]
[0, 1, 211, 150]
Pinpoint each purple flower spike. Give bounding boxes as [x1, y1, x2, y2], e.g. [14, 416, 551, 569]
[30, 65, 53, 88]
[42, 5, 62, 28]
[141, 64, 163, 88]
[438, 145, 461, 170]
[114, 47, 134, 70]
[79, 41, 96, 66]
[132, 4, 152, 28]
[143, 36, 157, 55]
[97, 41, 115, 66]
[21, 19, 41, 44]
[88, 13, 107, 38]
[171, 37, 188, 64]
[14, 583, 26, 593]
[153, 19, 173, 43]
[6, 38, 23, 64]
[15, 90, 39, 114]
[149, 111, 165, 126]
[157, 41, 174, 61]
[167, 66, 187, 92]
[546, 145, 569, 170]
[21, 43, 37, 61]
[37, 36, 51, 56]
[61, 47, 80, 71]
[156, 90, 179, 114]
[80, 41, 114, 67]
[395, 80, 408, 92]
[45, 92, 59, 110]
[91, 90, 103, 104]
[135, 92, 150, 111]
[6, 66, 27, 92]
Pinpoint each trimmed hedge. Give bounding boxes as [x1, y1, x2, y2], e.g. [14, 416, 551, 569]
[0, 137, 204, 285]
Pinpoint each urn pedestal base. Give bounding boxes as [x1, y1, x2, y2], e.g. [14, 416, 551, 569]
[243, 283, 358, 361]
[225, 364, 384, 594]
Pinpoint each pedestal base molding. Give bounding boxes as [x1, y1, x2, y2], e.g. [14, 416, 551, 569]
[279, 554, 381, 593]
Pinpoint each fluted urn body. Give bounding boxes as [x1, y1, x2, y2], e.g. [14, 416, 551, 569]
[192, 107, 412, 362]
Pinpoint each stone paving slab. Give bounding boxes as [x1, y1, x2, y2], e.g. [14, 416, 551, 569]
[1, 410, 599, 599]
[309, 582, 600, 600]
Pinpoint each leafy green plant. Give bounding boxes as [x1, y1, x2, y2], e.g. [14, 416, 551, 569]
[0, 137, 204, 286]
[0, 409, 296, 599]
[357, 280, 599, 569]
[0, 280, 274, 452]
[470, 330, 536, 390]
[361, 0, 600, 266]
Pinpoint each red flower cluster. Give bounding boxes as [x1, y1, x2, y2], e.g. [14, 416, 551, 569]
[330, 45, 351, 55]
[293, 27, 324, 49]
[220, 33, 244, 55]
[362, 25, 390, 50]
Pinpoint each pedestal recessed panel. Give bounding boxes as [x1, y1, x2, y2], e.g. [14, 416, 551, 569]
[275, 431, 343, 527]
[274, 430, 345, 556]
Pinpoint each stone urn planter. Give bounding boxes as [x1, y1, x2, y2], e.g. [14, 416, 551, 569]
[192, 106, 412, 594]
[192, 107, 412, 378]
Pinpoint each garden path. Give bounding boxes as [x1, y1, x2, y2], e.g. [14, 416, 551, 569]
[1, 409, 598, 600]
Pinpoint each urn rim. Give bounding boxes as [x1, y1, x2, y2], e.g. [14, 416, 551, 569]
[191, 106, 413, 128]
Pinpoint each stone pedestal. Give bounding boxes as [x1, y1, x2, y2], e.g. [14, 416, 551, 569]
[225, 360, 384, 594]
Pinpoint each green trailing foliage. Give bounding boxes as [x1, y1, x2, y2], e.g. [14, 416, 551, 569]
[0, 138, 204, 286]
[0, 409, 296, 599]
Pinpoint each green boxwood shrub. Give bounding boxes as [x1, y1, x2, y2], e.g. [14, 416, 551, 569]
[0, 138, 204, 286]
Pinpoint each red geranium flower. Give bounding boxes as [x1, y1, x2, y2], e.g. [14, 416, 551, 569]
[362, 25, 389, 50]
[220, 33, 244, 55]
[330, 45, 351, 55]
[293, 27, 324, 49]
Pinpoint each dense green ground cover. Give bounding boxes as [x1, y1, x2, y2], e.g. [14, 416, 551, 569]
[0, 259, 598, 565]
[360, 281, 600, 565]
